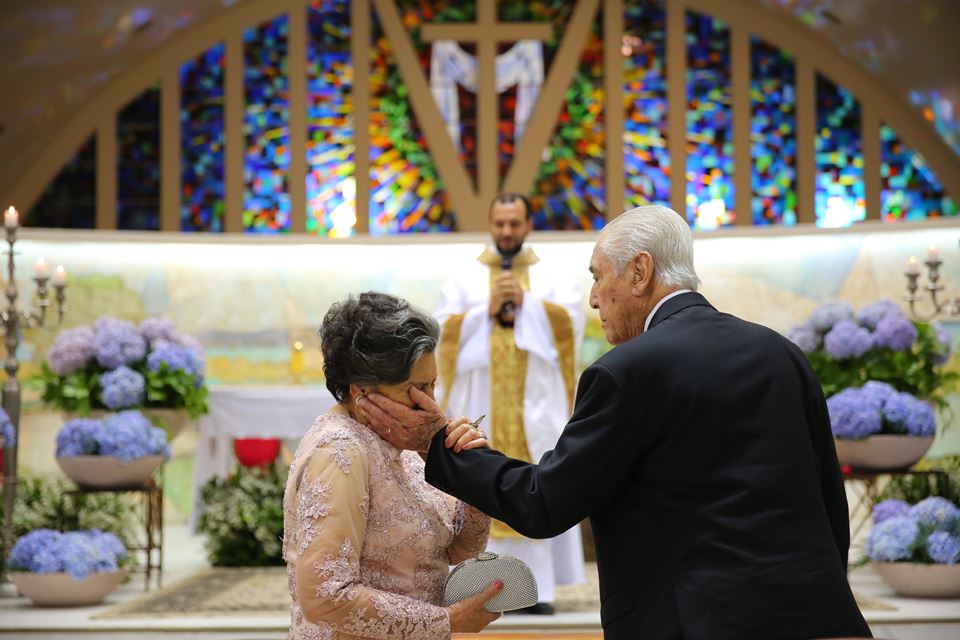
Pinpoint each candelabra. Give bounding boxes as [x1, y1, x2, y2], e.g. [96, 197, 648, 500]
[904, 240, 960, 321]
[1, 206, 67, 593]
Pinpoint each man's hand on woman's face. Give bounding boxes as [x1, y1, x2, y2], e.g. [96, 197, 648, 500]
[356, 386, 446, 452]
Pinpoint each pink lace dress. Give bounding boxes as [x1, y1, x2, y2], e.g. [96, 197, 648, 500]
[283, 412, 490, 639]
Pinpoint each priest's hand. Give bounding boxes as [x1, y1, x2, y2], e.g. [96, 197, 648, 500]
[356, 386, 446, 452]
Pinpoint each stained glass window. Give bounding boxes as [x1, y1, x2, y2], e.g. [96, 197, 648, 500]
[623, 0, 669, 210]
[244, 15, 290, 233]
[815, 74, 864, 227]
[502, 0, 605, 230]
[750, 36, 796, 226]
[686, 12, 734, 229]
[181, 43, 225, 232]
[27, 136, 96, 229]
[880, 123, 958, 222]
[910, 90, 960, 158]
[369, 1, 456, 234]
[117, 87, 161, 230]
[306, 1, 355, 237]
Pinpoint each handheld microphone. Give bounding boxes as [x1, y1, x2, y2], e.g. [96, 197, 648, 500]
[498, 255, 515, 327]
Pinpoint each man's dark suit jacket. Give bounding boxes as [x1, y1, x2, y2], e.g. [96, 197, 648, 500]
[426, 292, 872, 640]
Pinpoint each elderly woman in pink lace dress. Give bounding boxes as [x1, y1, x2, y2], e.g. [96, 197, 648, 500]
[283, 292, 501, 639]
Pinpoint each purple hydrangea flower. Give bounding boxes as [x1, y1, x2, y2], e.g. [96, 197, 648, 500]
[927, 531, 960, 564]
[147, 341, 191, 373]
[910, 497, 960, 530]
[882, 392, 936, 437]
[860, 381, 896, 410]
[868, 515, 919, 562]
[873, 499, 911, 525]
[857, 299, 906, 331]
[56, 418, 104, 457]
[0, 408, 14, 448]
[873, 314, 918, 352]
[8, 529, 125, 580]
[826, 388, 883, 439]
[823, 320, 873, 360]
[93, 318, 147, 369]
[809, 301, 855, 333]
[46, 326, 95, 376]
[99, 366, 146, 410]
[100, 411, 171, 461]
[931, 322, 954, 366]
[139, 317, 179, 345]
[787, 323, 820, 353]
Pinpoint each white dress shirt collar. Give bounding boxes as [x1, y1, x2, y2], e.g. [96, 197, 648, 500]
[643, 289, 693, 333]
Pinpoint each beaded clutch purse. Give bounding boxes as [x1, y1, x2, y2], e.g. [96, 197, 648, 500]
[443, 551, 538, 613]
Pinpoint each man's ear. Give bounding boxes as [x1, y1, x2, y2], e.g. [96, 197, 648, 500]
[631, 252, 654, 295]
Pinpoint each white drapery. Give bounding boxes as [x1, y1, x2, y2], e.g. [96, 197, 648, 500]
[429, 40, 545, 151]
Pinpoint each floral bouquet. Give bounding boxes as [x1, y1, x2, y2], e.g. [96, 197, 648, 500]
[827, 381, 935, 440]
[0, 407, 13, 449]
[8, 529, 126, 580]
[868, 497, 960, 565]
[787, 299, 956, 407]
[39, 316, 208, 418]
[56, 411, 171, 462]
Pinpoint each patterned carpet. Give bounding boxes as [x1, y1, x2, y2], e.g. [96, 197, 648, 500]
[94, 560, 893, 619]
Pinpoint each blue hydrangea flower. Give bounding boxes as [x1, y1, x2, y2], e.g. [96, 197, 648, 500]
[873, 499, 911, 525]
[910, 497, 960, 530]
[872, 314, 918, 352]
[823, 320, 873, 360]
[868, 515, 919, 562]
[139, 317, 179, 345]
[787, 323, 820, 353]
[826, 388, 883, 439]
[8, 529, 125, 580]
[56, 418, 104, 457]
[93, 317, 147, 369]
[46, 326, 95, 376]
[99, 366, 146, 410]
[857, 299, 906, 331]
[809, 301, 855, 333]
[147, 341, 192, 373]
[100, 411, 171, 461]
[0, 408, 14, 448]
[859, 381, 896, 411]
[931, 322, 954, 366]
[927, 531, 960, 564]
[883, 392, 936, 437]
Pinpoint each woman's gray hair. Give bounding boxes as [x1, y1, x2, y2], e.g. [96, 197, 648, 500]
[319, 292, 440, 404]
[597, 205, 700, 290]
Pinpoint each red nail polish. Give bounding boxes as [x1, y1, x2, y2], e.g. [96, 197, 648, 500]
[494, 580, 504, 589]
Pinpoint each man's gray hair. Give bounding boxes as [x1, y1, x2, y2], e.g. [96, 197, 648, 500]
[319, 292, 440, 403]
[597, 205, 700, 291]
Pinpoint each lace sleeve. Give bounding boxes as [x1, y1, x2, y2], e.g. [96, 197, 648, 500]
[295, 441, 451, 639]
[447, 499, 490, 565]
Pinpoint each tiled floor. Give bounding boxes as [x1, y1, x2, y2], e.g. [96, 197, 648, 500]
[1, 525, 957, 640]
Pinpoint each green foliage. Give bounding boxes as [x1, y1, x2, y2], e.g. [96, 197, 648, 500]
[0, 475, 139, 567]
[37, 360, 208, 419]
[809, 320, 958, 408]
[197, 464, 287, 567]
[875, 456, 960, 505]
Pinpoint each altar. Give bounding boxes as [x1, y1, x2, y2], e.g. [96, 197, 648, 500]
[190, 385, 337, 528]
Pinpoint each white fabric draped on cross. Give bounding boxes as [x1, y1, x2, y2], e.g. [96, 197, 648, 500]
[429, 40, 545, 151]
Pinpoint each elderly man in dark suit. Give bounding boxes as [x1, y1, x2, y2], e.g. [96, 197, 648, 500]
[357, 206, 872, 640]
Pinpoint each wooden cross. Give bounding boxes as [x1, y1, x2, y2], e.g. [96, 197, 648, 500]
[421, 1, 552, 209]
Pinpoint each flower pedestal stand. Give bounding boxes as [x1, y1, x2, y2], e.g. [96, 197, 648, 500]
[57, 477, 164, 591]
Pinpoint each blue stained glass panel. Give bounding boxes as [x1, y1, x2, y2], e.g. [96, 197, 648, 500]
[117, 87, 161, 230]
[815, 74, 864, 227]
[181, 43, 225, 232]
[880, 123, 958, 222]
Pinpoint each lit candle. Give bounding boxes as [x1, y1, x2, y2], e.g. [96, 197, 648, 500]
[34, 257, 49, 278]
[52, 265, 66, 286]
[928, 244, 940, 261]
[906, 256, 920, 275]
[4, 206, 18, 230]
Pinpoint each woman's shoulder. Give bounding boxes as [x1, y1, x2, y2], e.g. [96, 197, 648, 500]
[298, 412, 376, 474]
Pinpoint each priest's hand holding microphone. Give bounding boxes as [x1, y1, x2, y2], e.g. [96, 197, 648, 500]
[489, 256, 524, 327]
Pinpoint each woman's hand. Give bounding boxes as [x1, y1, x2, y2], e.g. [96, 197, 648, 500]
[447, 580, 503, 633]
[444, 416, 490, 453]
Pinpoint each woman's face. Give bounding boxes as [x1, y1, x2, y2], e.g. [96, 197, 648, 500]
[359, 352, 437, 408]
